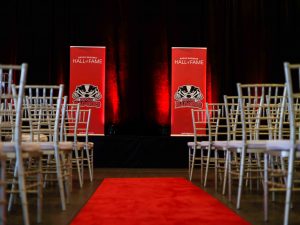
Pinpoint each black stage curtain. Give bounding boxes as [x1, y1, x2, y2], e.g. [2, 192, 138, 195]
[1, 0, 300, 135]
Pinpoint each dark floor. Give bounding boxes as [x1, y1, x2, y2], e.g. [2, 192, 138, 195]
[6, 168, 300, 225]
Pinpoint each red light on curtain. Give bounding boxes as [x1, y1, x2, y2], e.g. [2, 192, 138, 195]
[57, 65, 65, 85]
[154, 63, 169, 126]
[107, 63, 120, 124]
[206, 60, 215, 103]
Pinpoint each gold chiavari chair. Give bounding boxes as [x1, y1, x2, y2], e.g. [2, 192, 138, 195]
[187, 108, 207, 182]
[0, 63, 43, 225]
[21, 85, 73, 211]
[264, 62, 300, 225]
[76, 108, 93, 183]
[204, 103, 227, 190]
[61, 100, 84, 188]
[222, 83, 286, 210]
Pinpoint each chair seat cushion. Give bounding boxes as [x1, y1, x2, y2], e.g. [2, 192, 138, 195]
[266, 140, 300, 157]
[213, 141, 228, 149]
[212, 140, 266, 153]
[187, 141, 203, 149]
[39, 142, 73, 151]
[0, 142, 42, 157]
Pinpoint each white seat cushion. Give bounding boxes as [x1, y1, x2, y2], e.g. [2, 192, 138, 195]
[266, 140, 300, 157]
[213, 141, 228, 149]
[39, 142, 73, 151]
[187, 141, 202, 149]
[0, 142, 42, 157]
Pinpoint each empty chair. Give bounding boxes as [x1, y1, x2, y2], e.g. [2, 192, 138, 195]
[61, 101, 84, 188]
[264, 62, 300, 225]
[204, 103, 227, 190]
[223, 83, 286, 209]
[0, 63, 43, 225]
[187, 108, 208, 182]
[263, 93, 289, 221]
[75, 107, 93, 182]
[22, 85, 73, 211]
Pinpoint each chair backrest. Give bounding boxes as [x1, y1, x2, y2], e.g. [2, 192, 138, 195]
[282, 61, 300, 225]
[284, 62, 300, 143]
[206, 103, 227, 141]
[0, 63, 27, 225]
[236, 83, 287, 141]
[265, 93, 289, 140]
[237, 83, 286, 103]
[77, 107, 91, 144]
[192, 103, 228, 144]
[14, 84, 64, 143]
[61, 100, 80, 143]
[0, 63, 27, 145]
[0, 68, 13, 106]
[224, 95, 242, 141]
[191, 108, 208, 144]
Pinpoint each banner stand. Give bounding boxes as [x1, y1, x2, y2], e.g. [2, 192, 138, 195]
[171, 47, 207, 136]
[70, 46, 106, 135]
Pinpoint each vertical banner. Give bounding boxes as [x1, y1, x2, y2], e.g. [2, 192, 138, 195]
[171, 47, 207, 136]
[70, 46, 105, 135]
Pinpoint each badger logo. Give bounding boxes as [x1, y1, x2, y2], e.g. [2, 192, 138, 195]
[72, 84, 102, 108]
[174, 85, 203, 108]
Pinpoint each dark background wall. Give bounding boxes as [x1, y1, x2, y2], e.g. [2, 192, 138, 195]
[1, 0, 300, 136]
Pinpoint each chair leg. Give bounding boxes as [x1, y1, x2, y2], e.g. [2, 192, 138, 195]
[55, 150, 66, 211]
[43, 154, 52, 188]
[90, 147, 94, 180]
[214, 150, 218, 191]
[74, 147, 83, 188]
[200, 148, 204, 185]
[17, 163, 30, 225]
[189, 147, 196, 181]
[188, 147, 192, 180]
[222, 150, 229, 195]
[256, 153, 264, 189]
[204, 146, 211, 187]
[271, 157, 277, 201]
[8, 162, 18, 211]
[69, 151, 73, 192]
[236, 148, 246, 209]
[63, 152, 71, 204]
[0, 159, 6, 225]
[228, 151, 232, 202]
[37, 157, 43, 223]
[263, 153, 269, 221]
[81, 149, 84, 183]
[283, 149, 295, 225]
[85, 147, 93, 182]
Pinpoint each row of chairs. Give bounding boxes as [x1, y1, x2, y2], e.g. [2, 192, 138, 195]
[0, 63, 94, 225]
[188, 62, 300, 225]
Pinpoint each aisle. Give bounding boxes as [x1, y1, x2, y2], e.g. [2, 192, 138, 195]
[70, 177, 251, 225]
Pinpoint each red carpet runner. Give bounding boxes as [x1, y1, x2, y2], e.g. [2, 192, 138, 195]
[70, 178, 251, 225]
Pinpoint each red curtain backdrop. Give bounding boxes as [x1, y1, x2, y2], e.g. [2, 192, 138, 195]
[1, 0, 300, 135]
